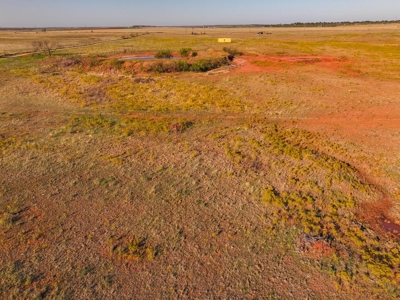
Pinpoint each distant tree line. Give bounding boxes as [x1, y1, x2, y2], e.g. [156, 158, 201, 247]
[264, 20, 400, 27]
[2, 20, 399, 33]
[198, 20, 400, 28]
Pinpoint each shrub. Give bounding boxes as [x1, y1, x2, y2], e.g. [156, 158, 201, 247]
[189, 57, 229, 72]
[223, 47, 243, 60]
[146, 61, 167, 73]
[109, 236, 158, 262]
[173, 60, 190, 72]
[104, 58, 124, 70]
[179, 48, 192, 58]
[87, 55, 103, 68]
[60, 56, 82, 67]
[154, 49, 173, 59]
[222, 47, 243, 56]
[146, 57, 229, 73]
[32, 40, 60, 56]
[191, 51, 198, 57]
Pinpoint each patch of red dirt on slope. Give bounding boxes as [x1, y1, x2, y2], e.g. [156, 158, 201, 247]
[231, 57, 265, 73]
[231, 55, 358, 75]
[300, 239, 335, 258]
[297, 103, 400, 236]
[298, 104, 400, 148]
[355, 196, 400, 239]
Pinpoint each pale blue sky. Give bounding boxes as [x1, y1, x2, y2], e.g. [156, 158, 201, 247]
[0, 0, 399, 27]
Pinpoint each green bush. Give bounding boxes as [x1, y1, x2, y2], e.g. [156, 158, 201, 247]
[154, 49, 173, 59]
[179, 48, 192, 57]
[146, 61, 167, 73]
[189, 57, 229, 72]
[173, 60, 190, 72]
[222, 47, 242, 61]
[146, 57, 229, 73]
[222, 47, 243, 57]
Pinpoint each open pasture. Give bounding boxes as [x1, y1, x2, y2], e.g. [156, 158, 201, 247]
[1, 24, 400, 298]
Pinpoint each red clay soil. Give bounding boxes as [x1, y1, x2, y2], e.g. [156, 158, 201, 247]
[112, 53, 399, 236]
[307, 241, 335, 258]
[231, 57, 265, 73]
[297, 106, 400, 236]
[225, 55, 400, 236]
[299, 104, 400, 146]
[232, 55, 359, 75]
[300, 104, 400, 235]
[382, 219, 400, 234]
[355, 196, 400, 239]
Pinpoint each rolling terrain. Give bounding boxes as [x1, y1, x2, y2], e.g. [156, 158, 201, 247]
[1, 25, 400, 298]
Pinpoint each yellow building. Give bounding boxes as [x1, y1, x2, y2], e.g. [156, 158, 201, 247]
[218, 38, 232, 43]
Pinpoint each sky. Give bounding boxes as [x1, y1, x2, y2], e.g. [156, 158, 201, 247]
[0, 0, 399, 27]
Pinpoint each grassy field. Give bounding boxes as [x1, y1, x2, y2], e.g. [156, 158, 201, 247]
[1, 24, 400, 299]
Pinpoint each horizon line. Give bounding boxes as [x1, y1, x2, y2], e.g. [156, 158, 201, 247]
[1, 19, 400, 30]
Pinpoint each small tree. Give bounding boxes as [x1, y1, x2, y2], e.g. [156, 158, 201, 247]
[32, 40, 60, 56]
[32, 41, 41, 55]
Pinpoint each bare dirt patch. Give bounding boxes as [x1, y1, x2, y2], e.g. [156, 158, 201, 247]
[298, 235, 335, 258]
[299, 104, 400, 146]
[232, 55, 359, 75]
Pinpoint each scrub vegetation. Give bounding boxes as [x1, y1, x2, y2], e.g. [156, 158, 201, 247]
[1, 24, 400, 299]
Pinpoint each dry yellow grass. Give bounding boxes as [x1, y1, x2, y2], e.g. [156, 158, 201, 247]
[1, 25, 400, 298]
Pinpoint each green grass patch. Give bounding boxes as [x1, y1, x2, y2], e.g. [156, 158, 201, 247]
[107, 77, 245, 113]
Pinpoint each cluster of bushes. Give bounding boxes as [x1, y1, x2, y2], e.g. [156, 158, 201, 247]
[61, 56, 123, 71]
[146, 57, 229, 73]
[154, 48, 198, 59]
[42, 47, 232, 74]
[222, 47, 243, 60]
[178, 48, 197, 58]
[149, 48, 229, 72]
[154, 49, 173, 59]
